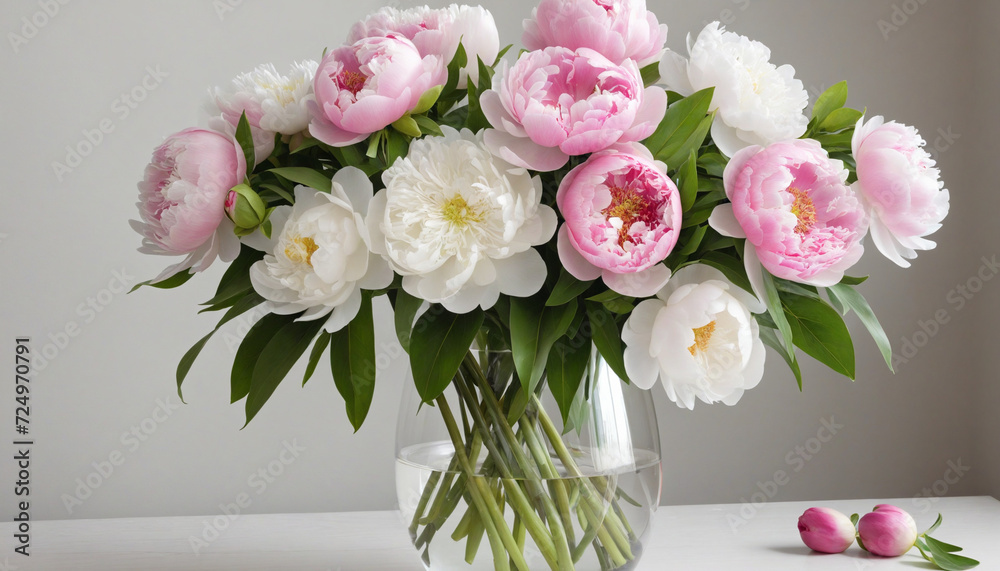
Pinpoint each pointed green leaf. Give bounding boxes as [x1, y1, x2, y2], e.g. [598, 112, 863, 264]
[235, 111, 256, 171]
[661, 112, 714, 170]
[244, 316, 327, 427]
[925, 535, 980, 570]
[585, 302, 630, 384]
[548, 332, 592, 425]
[924, 535, 964, 554]
[385, 128, 410, 168]
[840, 275, 869, 286]
[202, 245, 264, 306]
[850, 513, 860, 527]
[677, 225, 708, 256]
[640, 61, 660, 87]
[761, 268, 795, 355]
[393, 289, 424, 353]
[330, 294, 378, 431]
[410, 307, 485, 403]
[783, 294, 856, 380]
[413, 114, 443, 137]
[759, 326, 802, 389]
[827, 284, 894, 372]
[677, 150, 699, 212]
[231, 312, 296, 404]
[412, 85, 443, 115]
[547, 269, 594, 307]
[510, 296, 577, 394]
[391, 114, 422, 138]
[925, 513, 944, 536]
[267, 167, 332, 193]
[643, 87, 714, 157]
[818, 107, 863, 133]
[302, 331, 331, 386]
[810, 81, 848, 129]
[130, 270, 195, 293]
[697, 153, 728, 178]
[177, 293, 265, 401]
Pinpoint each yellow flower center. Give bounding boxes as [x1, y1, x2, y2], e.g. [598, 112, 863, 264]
[602, 186, 655, 248]
[788, 186, 817, 235]
[285, 236, 319, 267]
[441, 195, 483, 228]
[688, 321, 717, 356]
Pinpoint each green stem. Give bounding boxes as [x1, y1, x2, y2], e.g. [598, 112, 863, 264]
[436, 396, 526, 571]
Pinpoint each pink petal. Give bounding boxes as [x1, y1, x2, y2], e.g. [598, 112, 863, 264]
[603, 265, 671, 298]
[557, 225, 602, 281]
[621, 86, 668, 142]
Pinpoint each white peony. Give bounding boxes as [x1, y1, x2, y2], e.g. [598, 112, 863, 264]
[623, 264, 766, 410]
[659, 22, 809, 158]
[249, 168, 393, 332]
[367, 126, 557, 314]
[208, 61, 318, 162]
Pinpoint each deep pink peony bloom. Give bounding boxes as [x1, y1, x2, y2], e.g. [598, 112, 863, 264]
[556, 144, 680, 297]
[309, 34, 447, 147]
[348, 4, 499, 88]
[797, 507, 856, 554]
[482, 46, 667, 172]
[858, 504, 919, 557]
[131, 128, 245, 281]
[709, 139, 867, 290]
[852, 116, 949, 268]
[523, 0, 667, 67]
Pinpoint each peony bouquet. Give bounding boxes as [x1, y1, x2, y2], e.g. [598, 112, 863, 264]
[131, 1, 949, 569]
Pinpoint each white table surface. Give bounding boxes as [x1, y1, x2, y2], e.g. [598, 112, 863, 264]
[1, 496, 996, 570]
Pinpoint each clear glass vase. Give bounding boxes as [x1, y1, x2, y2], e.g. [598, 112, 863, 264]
[396, 346, 662, 571]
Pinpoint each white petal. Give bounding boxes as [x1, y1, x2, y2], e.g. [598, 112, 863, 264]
[658, 51, 693, 95]
[493, 250, 547, 298]
[333, 166, 375, 217]
[711, 119, 750, 158]
[708, 204, 746, 239]
[323, 288, 363, 333]
[603, 265, 672, 299]
[742, 245, 768, 313]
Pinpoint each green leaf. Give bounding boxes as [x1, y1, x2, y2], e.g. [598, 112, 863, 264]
[385, 128, 410, 169]
[235, 111, 256, 171]
[202, 245, 264, 306]
[413, 85, 443, 115]
[302, 331, 331, 386]
[441, 42, 468, 97]
[827, 284, 894, 372]
[698, 252, 753, 296]
[177, 293, 265, 401]
[231, 312, 296, 404]
[413, 114, 443, 137]
[547, 269, 594, 307]
[783, 294, 856, 380]
[290, 136, 323, 154]
[366, 130, 384, 159]
[410, 307, 485, 403]
[758, 326, 803, 389]
[677, 150, 699, 212]
[585, 302, 630, 384]
[677, 225, 708, 256]
[547, 331, 592, 425]
[391, 114, 423, 138]
[818, 107, 863, 133]
[925, 514, 944, 536]
[840, 275, 869, 286]
[243, 316, 327, 427]
[640, 61, 660, 86]
[660, 112, 715, 170]
[510, 297, 577, 394]
[267, 167, 332, 193]
[814, 131, 854, 151]
[393, 289, 424, 353]
[130, 270, 195, 293]
[258, 182, 294, 204]
[761, 268, 795, 354]
[924, 535, 964, 554]
[924, 535, 980, 570]
[850, 513, 860, 527]
[697, 153, 728, 178]
[330, 294, 378, 431]
[810, 81, 848, 129]
[643, 87, 714, 158]
[681, 205, 713, 229]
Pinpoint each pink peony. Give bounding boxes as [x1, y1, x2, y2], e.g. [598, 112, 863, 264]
[348, 4, 500, 88]
[857, 504, 919, 557]
[852, 116, 949, 268]
[482, 47, 667, 172]
[709, 139, 867, 289]
[797, 507, 856, 554]
[309, 34, 447, 147]
[523, 0, 667, 67]
[556, 143, 681, 297]
[131, 128, 245, 281]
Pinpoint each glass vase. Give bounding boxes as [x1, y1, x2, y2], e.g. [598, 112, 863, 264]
[395, 346, 662, 571]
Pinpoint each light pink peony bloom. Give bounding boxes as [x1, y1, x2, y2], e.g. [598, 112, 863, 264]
[858, 504, 919, 557]
[557, 143, 680, 298]
[709, 139, 867, 293]
[852, 116, 949, 268]
[309, 34, 447, 147]
[523, 0, 667, 67]
[798, 507, 856, 554]
[482, 47, 667, 172]
[348, 4, 499, 88]
[131, 128, 245, 281]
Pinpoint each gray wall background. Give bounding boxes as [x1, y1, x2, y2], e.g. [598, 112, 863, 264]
[0, 0, 995, 523]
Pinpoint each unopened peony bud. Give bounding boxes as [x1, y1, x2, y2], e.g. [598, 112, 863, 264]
[857, 504, 918, 557]
[225, 184, 267, 234]
[797, 507, 856, 554]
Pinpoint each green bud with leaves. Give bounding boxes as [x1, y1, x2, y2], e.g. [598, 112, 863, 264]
[225, 183, 267, 236]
